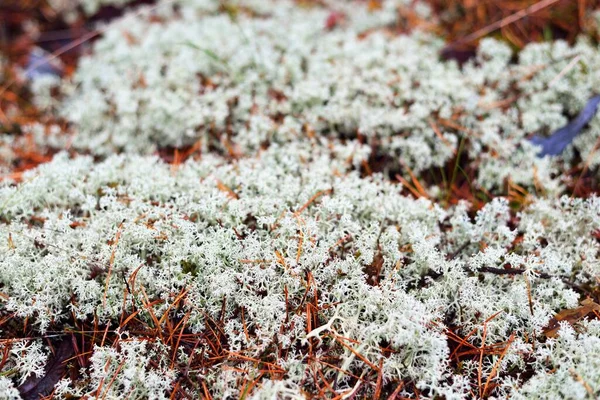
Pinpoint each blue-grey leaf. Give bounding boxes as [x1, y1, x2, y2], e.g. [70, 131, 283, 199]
[24, 47, 63, 80]
[530, 95, 600, 157]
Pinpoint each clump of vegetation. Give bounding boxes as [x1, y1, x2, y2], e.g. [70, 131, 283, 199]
[1, 142, 600, 398]
[1, 0, 600, 398]
[30, 0, 600, 198]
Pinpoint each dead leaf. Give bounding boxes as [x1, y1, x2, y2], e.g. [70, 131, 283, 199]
[543, 298, 600, 338]
[18, 338, 74, 400]
[363, 251, 384, 286]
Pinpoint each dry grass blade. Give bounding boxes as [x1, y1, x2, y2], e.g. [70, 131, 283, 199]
[459, 0, 562, 44]
[102, 222, 124, 308]
[482, 333, 515, 398]
[439, 0, 586, 50]
[295, 189, 333, 215]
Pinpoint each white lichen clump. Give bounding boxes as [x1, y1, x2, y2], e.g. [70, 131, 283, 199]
[1, 143, 599, 398]
[36, 0, 600, 194]
[3, 0, 600, 398]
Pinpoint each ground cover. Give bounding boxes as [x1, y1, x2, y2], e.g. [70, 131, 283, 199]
[1, 0, 600, 398]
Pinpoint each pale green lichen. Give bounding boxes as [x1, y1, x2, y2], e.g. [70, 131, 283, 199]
[1, 143, 599, 398]
[4, 0, 600, 398]
[32, 0, 600, 197]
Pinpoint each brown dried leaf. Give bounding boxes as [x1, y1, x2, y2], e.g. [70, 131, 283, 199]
[543, 298, 600, 338]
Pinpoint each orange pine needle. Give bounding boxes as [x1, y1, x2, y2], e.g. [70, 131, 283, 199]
[295, 189, 333, 215]
[216, 179, 239, 199]
[102, 222, 124, 309]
